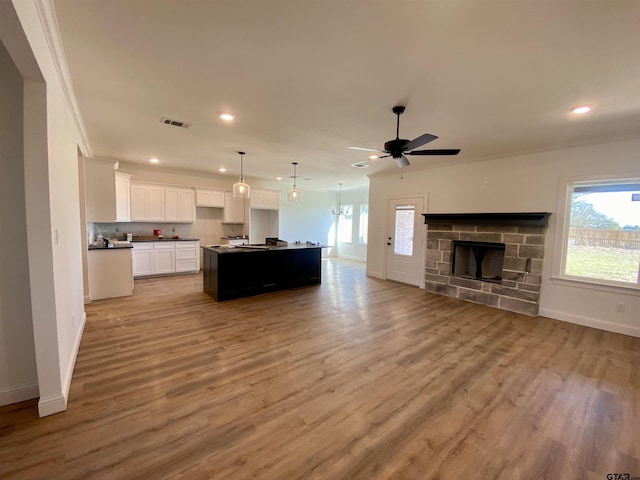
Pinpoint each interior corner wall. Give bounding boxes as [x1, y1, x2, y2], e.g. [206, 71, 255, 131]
[367, 139, 640, 336]
[5, 0, 87, 416]
[0, 39, 39, 406]
[335, 186, 369, 262]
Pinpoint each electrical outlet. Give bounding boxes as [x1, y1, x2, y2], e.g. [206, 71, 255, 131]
[615, 302, 626, 313]
[115, 226, 119, 233]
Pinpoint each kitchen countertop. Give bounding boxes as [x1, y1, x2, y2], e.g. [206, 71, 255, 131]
[89, 243, 133, 250]
[131, 237, 200, 242]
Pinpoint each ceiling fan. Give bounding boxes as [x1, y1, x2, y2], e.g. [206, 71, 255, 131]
[349, 106, 460, 167]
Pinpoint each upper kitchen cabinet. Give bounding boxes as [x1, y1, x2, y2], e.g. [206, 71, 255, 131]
[85, 159, 131, 222]
[130, 182, 165, 221]
[222, 192, 245, 224]
[130, 182, 196, 222]
[165, 187, 196, 222]
[115, 172, 132, 222]
[195, 188, 225, 208]
[250, 188, 280, 210]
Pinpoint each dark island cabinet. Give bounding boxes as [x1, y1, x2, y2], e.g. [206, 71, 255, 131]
[202, 246, 322, 301]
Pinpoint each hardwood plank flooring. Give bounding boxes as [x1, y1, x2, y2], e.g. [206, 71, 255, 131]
[1, 258, 639, 479]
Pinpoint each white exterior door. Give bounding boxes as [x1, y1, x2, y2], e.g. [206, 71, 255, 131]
[385, 197, 425, 286]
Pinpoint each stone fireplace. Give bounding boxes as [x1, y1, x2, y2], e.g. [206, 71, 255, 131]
[422, 213, 551, 316]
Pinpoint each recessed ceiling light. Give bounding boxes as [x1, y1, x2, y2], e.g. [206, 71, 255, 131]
[149, 157, 159, 164]
[572, 105, 591, 115]
[218, 167, 226, 173]
[276, 176, 283, 181]
[220, 113, 235, 121]
[368, 155, 378, 160]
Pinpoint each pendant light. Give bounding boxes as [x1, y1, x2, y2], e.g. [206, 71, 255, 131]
[332, 183, 345, 215]
[288, 162, 300, 202]
[232, 151, 250, 198]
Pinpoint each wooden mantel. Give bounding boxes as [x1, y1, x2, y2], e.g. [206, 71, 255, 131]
[422, 212, 552, 227]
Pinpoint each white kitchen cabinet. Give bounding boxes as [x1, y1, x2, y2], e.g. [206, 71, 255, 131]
[222, 192, 245, 224]
[165, 187, 196, 222]
[130, 183, 166, 221]
[250, 188, 280, 210]
[115, 172, 132, 222]
[132, 241, 199, 277]
[131, 182, 196, 222]
[154, 242, 176, 274]
[175, 241, 200, 272]
[131, 242, 155, 276]
[195, 188, 225, 208]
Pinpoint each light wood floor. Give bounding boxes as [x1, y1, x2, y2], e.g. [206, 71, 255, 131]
[1, 259, 639, 479]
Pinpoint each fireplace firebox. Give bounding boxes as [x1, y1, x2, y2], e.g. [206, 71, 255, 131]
[452, 241, 505, 283]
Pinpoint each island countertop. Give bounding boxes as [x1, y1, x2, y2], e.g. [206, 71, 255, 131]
[202, 244, 325, 254]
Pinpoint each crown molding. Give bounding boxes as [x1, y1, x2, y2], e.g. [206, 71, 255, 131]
[34, 0, 92, 157]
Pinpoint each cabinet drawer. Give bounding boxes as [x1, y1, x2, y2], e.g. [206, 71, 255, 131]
[175, 248, 197, 260]
[175, 241, 199, 249]
[132, 242, 154, 250]
[154, 242, 176, 250]
[176, 259, 199, 272]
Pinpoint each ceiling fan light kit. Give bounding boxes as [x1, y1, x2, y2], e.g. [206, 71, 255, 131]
[232, 151, 250, 198]
[288, 162, 300, 202]
[349, 105, 461, 169]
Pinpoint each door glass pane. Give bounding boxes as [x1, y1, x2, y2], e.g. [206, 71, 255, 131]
[394, 205, 415, 256]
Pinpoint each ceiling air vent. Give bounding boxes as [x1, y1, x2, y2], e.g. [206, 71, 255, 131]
[160, 117, 191, 128]
[351, 162, 370, 169]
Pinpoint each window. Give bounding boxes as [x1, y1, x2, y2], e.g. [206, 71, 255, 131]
[394, 205, 415, 256]
[559, 179, 640, 288]
[359, 204, 368, 244]
[338, 205, 353, 243]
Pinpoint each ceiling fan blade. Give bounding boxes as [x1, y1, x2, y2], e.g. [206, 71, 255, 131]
[402, 133, 438, 152]
[394, 156, 410, 168]
[408, 149, 461, 156]
[348, 146, 386, 153]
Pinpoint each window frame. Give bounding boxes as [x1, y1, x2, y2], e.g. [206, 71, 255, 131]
[337, 204, 354, 244]
[552, 174, 640, 292]
[358, 204, 368, 245]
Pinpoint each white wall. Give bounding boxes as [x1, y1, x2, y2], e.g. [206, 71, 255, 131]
[279, 189, 336, 257]
[0, 39, 39, 406]
[368, 139, 640, 337]
[335, 186, 369, 262]
[3, 0, 87, 415]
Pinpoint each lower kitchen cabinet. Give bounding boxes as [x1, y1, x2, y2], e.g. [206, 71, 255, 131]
[132, 240, 199, 277]
[175, 241, 200, 272]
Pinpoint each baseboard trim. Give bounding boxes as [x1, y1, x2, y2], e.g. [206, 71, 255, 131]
[38, 393, 67, 417]
[0, 383, 39, 406]
[366, 270, 384, 280]
[539, 307, 640, 338]
[38, 311, 86, 417]
[84, 294, 91, 304]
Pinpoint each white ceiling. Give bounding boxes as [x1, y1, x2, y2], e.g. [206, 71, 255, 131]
[53, 0, 640, 192]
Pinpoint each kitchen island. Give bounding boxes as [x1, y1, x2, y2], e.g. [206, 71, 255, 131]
[202, 244, 323, 301]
